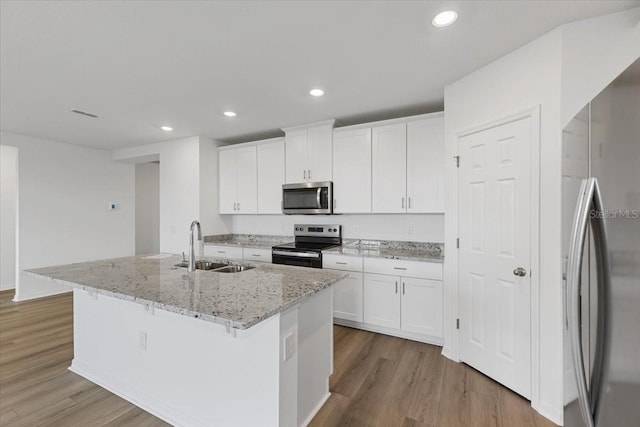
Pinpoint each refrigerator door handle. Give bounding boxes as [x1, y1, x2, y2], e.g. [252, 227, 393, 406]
[566, 177, 611, 427]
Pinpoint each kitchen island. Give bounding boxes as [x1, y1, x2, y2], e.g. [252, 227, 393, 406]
[25, 255, 345, 427]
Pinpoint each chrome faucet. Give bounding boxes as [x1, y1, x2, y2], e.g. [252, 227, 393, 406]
[188, 220, 202, 272]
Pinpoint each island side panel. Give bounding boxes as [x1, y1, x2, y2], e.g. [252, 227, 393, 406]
[71, 288, 281, 427]
[297, 287, 333, 426]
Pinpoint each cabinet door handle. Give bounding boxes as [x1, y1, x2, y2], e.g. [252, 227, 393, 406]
[395, 281, 398, 294]
[303, 170, 307, 180]
[334, 198, 337, 209]
[233, 202, 237, 211]
[308, 169, 312, 180]
[408, 197, 412, 209]
[402, 282, 405, 294]
[402, 197, 405, 209]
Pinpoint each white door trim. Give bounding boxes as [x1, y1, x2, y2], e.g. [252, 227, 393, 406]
[449, 106, 541, 409]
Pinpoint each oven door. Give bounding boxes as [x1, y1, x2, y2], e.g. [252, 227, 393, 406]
[272, 249, 323, 268]
[282, 182, 332, 215]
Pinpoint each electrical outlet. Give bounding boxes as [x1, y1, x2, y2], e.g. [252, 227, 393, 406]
[139, 331, 147, 351]
[283, 332, 295, 362]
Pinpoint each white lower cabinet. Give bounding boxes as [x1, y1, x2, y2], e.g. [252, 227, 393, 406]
[400, 277, 443, 337]
[203, 245, 243, 260]
[363, 273, 401, 329]
[332, 272, 364, 322]
[242, 247, 272, 263]
[363, 273, 442, 338]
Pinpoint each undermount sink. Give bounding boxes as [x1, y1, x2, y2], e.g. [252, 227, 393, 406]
[213, 265, 254, 273]
[174, 261, 228, 270]
[174, 261, 255, 273]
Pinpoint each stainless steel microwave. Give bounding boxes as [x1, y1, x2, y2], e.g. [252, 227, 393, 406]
[282, 182, 333, 215]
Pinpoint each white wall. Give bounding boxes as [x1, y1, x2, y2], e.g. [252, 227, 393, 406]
[230, 214, 444, 243]
[443, 8, 640, 424]
[113, 136, 230, 254]
[1, 145, 18, 290]
[135, 162, 160, 255]
[561, 8, 640, 128]
[0, 132, 135, 301]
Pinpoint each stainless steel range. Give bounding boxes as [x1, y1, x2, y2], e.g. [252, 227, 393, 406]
[272, 224, 342, 268]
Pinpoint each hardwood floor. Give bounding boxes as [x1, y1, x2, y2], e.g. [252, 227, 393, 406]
[0, 290, 557, 426]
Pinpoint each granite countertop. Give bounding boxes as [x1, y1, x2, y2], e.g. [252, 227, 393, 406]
[25, 255, 344, 330]
[324, 239, 444, 263]
[203, 234, 292, 249]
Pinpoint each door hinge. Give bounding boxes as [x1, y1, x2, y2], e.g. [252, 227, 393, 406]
[456, 318, 460, 329]
[454, 155, 460, 168]
[456, 238, 459, 249]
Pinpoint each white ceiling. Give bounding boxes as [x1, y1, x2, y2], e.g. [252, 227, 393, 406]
[1, 0, 638, 149]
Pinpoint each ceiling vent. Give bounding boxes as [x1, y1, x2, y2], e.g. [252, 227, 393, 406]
[70, 109, 99, 118]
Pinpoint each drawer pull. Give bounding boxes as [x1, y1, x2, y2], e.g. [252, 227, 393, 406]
[393, 267, 407, 270]
[336, 262, 347, 265]
[251, 254, 261, 257]
[217, 251, 226, 253]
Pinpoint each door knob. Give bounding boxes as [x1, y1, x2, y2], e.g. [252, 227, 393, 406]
[513, 267, 527, 277]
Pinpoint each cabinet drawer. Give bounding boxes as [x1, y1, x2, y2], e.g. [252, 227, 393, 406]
[203, 245, 243, 260]
[323, 254, 363, 272]
[363, 257, 442, 280]
[243, 247, 272, 263]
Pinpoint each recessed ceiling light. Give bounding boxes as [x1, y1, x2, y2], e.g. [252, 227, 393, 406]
[223, 111, 237, 117]
[309, 88, 325, 97]
[432, 10, 458, 27]
[160, 126, 173, 131]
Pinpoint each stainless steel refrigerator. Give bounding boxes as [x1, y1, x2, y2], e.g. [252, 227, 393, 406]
[562, 59, 640, 427]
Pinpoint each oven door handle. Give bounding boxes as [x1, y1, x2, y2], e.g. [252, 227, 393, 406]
[272, 250, 320, 259]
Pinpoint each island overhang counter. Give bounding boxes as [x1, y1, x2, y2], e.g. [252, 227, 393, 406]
[26, 255, 346, 427]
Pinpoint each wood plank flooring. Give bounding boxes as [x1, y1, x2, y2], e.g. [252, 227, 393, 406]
[0, 290, 557, 426]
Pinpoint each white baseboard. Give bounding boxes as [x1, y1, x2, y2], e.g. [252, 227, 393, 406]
[333, 318, 444, 346]
[532, 399, 563, 426]
[13, 287, 71, 302]
[300, 392, 330, 427]
[69, 359, 207, 427]
[0, 283, 16, 291]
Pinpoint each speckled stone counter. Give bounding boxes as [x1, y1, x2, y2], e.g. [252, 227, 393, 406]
[324, 239, 444, 263]
[25, 254, 344, 329]
[203, 233, 292, 249]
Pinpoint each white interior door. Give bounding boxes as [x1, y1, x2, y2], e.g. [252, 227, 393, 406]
[458, 117, 532, 398]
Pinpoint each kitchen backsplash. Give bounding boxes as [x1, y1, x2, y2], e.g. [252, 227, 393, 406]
[229, 214, 444, 243]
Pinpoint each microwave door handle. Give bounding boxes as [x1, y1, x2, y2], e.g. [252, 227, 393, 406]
[317, 187, 322, 209]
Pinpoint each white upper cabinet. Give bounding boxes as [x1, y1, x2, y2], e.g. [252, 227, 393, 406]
[372, 123, 407, 213]
[366, 113, 444, 214]
[283, 120, 334, 183]
[407, 115, 444, 213]
[257, 139, 285, 214]
[332, 128, 372, 213]
[218, 145, 257, 214]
